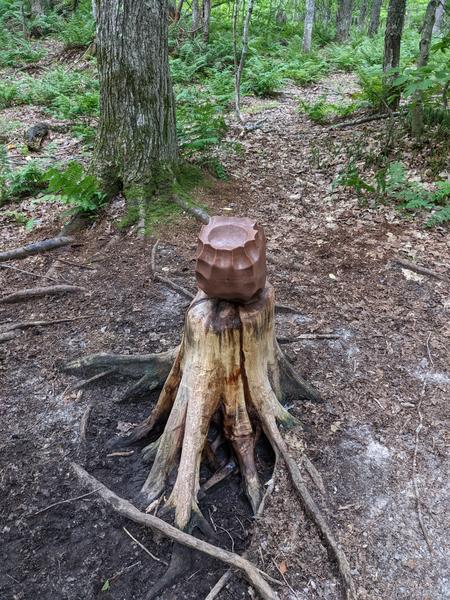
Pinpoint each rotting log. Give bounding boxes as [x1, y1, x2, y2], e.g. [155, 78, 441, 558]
[0, 236, 74, 262]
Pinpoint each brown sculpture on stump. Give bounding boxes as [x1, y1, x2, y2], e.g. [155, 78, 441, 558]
[65, 217, 356, 600]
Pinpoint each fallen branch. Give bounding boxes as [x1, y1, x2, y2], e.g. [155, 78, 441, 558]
[80, 405, 93, 442]
[72, 463, 278, 600]
[0, 263, 67, 284]
[171, 196, 210, 224]
[328, 111, 401, 130]
[274, 304, 303, 315]
[0, 285, 85, 304]
[55, 258, 96, 271]
[0, 236, 74, 262]
[0, 315, 92, 333]
[412, 384, 433, 553]
[395, 257, 446, 281]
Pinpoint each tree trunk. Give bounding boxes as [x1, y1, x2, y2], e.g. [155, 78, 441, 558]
[302, 0, 315, 53]
[368, 0, 383, 36]
[129, 286, 297, 531]
[336, 0, 353, 42]
[234, 0, 254, 124]
[94, 0, 177, 206]
[192, 0, 201, 33]
[411, 0, 439, 137]
[358, 0, 369, 29]
[432, 0, 446, 35]
[202, 0, 211, 42]
[30, 0, 45, 17]
[383, 0, 406, 109]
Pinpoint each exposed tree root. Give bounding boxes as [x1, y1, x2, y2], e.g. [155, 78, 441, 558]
[71, 463, 279, 600]
[0, 236, 74, 262]
[0, 285, 85, 304]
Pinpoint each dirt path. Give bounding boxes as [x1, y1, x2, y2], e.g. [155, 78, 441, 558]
[1, 74, 449, 600]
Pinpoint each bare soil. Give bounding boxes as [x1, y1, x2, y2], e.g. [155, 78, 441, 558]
[1, 73, 449, 600]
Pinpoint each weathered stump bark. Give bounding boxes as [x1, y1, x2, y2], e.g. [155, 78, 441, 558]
[127, 285, 297, 530]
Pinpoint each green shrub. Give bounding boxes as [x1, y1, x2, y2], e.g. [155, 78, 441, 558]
[58, 0, 94, 48]
[0, 157, 46, 205]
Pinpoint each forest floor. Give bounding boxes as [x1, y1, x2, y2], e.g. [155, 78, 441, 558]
[1, 69, 449, 600]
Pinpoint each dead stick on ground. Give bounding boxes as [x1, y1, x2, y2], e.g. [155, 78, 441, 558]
[123, 526, 169, 566]
[278, 333, 339, 343]
[0, 285, 85, 304]
[72, 463, 278, 600]
[72, 369, 116, 392]
[0, 263, 67, 284]
[412, 384, 433, 553]
[328, 111, 401, 130]
[80, 405, 93, 442]
[395, 258, 446, 281]
[55, 258, 96, 271]
[30, 488, 101, 517]
[151, 240, 195, 300]
[0, 236, 74, 262]
[0, 315, 93, 333]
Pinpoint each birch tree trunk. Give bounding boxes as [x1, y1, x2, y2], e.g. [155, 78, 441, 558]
[94, 0, 177, 206]
[432, 0, 446, 35]
[411, 0, 439, 137]
[234, 0, 254, 124]
[336, 0, 353, 42]
[30, 0, 45, 17]
[368, 0, 383, 36]
[383, 0, 406, 109]
[302, 0, 315, 53]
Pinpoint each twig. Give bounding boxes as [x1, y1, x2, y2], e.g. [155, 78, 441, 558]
[271, 557, 299, 599]
[30, 488, 100, 517]
[278, 333, 339, 343]
[80, 405, 93, 442]
[123, 526, 169, 566]
[151, 241, 195, 300]
[0, 263, 66, 284]
[204, 570, 232, 600]
[275, 304, 303, 315]
[71, 463, 278, 600]
[55, 258, 96, 270]
[395, 257, 446, 281]
[328, 111, 401, 130]
[412, 385, 433, 553]
[426, 332, 434, 367]
[0, 236, 74, 262]
[0, 285, 85, 304]
[71, 369, 116, 391]
[0, 315, 93, 333]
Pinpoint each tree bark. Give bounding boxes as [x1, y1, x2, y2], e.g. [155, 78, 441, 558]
[202, 0, 211, 42]
[336, 0, 354, 42]
[383, 0, 407, 109]
[432, 0, 446, 35]
[94, 0, 177, 204]
[302, 0, 315, 53]
[234, 0, 254, 124]
[358, 0, 369, 29]
[411, 0, 439, 137]
[30, 0, 45, 17]
[368, 0, 383, 36]
[192, 0, 201, 32]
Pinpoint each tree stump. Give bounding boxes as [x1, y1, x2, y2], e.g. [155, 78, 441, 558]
[126, 284, 296, 530]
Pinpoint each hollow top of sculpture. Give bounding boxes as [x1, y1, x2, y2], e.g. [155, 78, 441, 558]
[196, 216, 267, 302]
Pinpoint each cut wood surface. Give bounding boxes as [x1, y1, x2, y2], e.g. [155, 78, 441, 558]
[0, 236, 74, 262]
